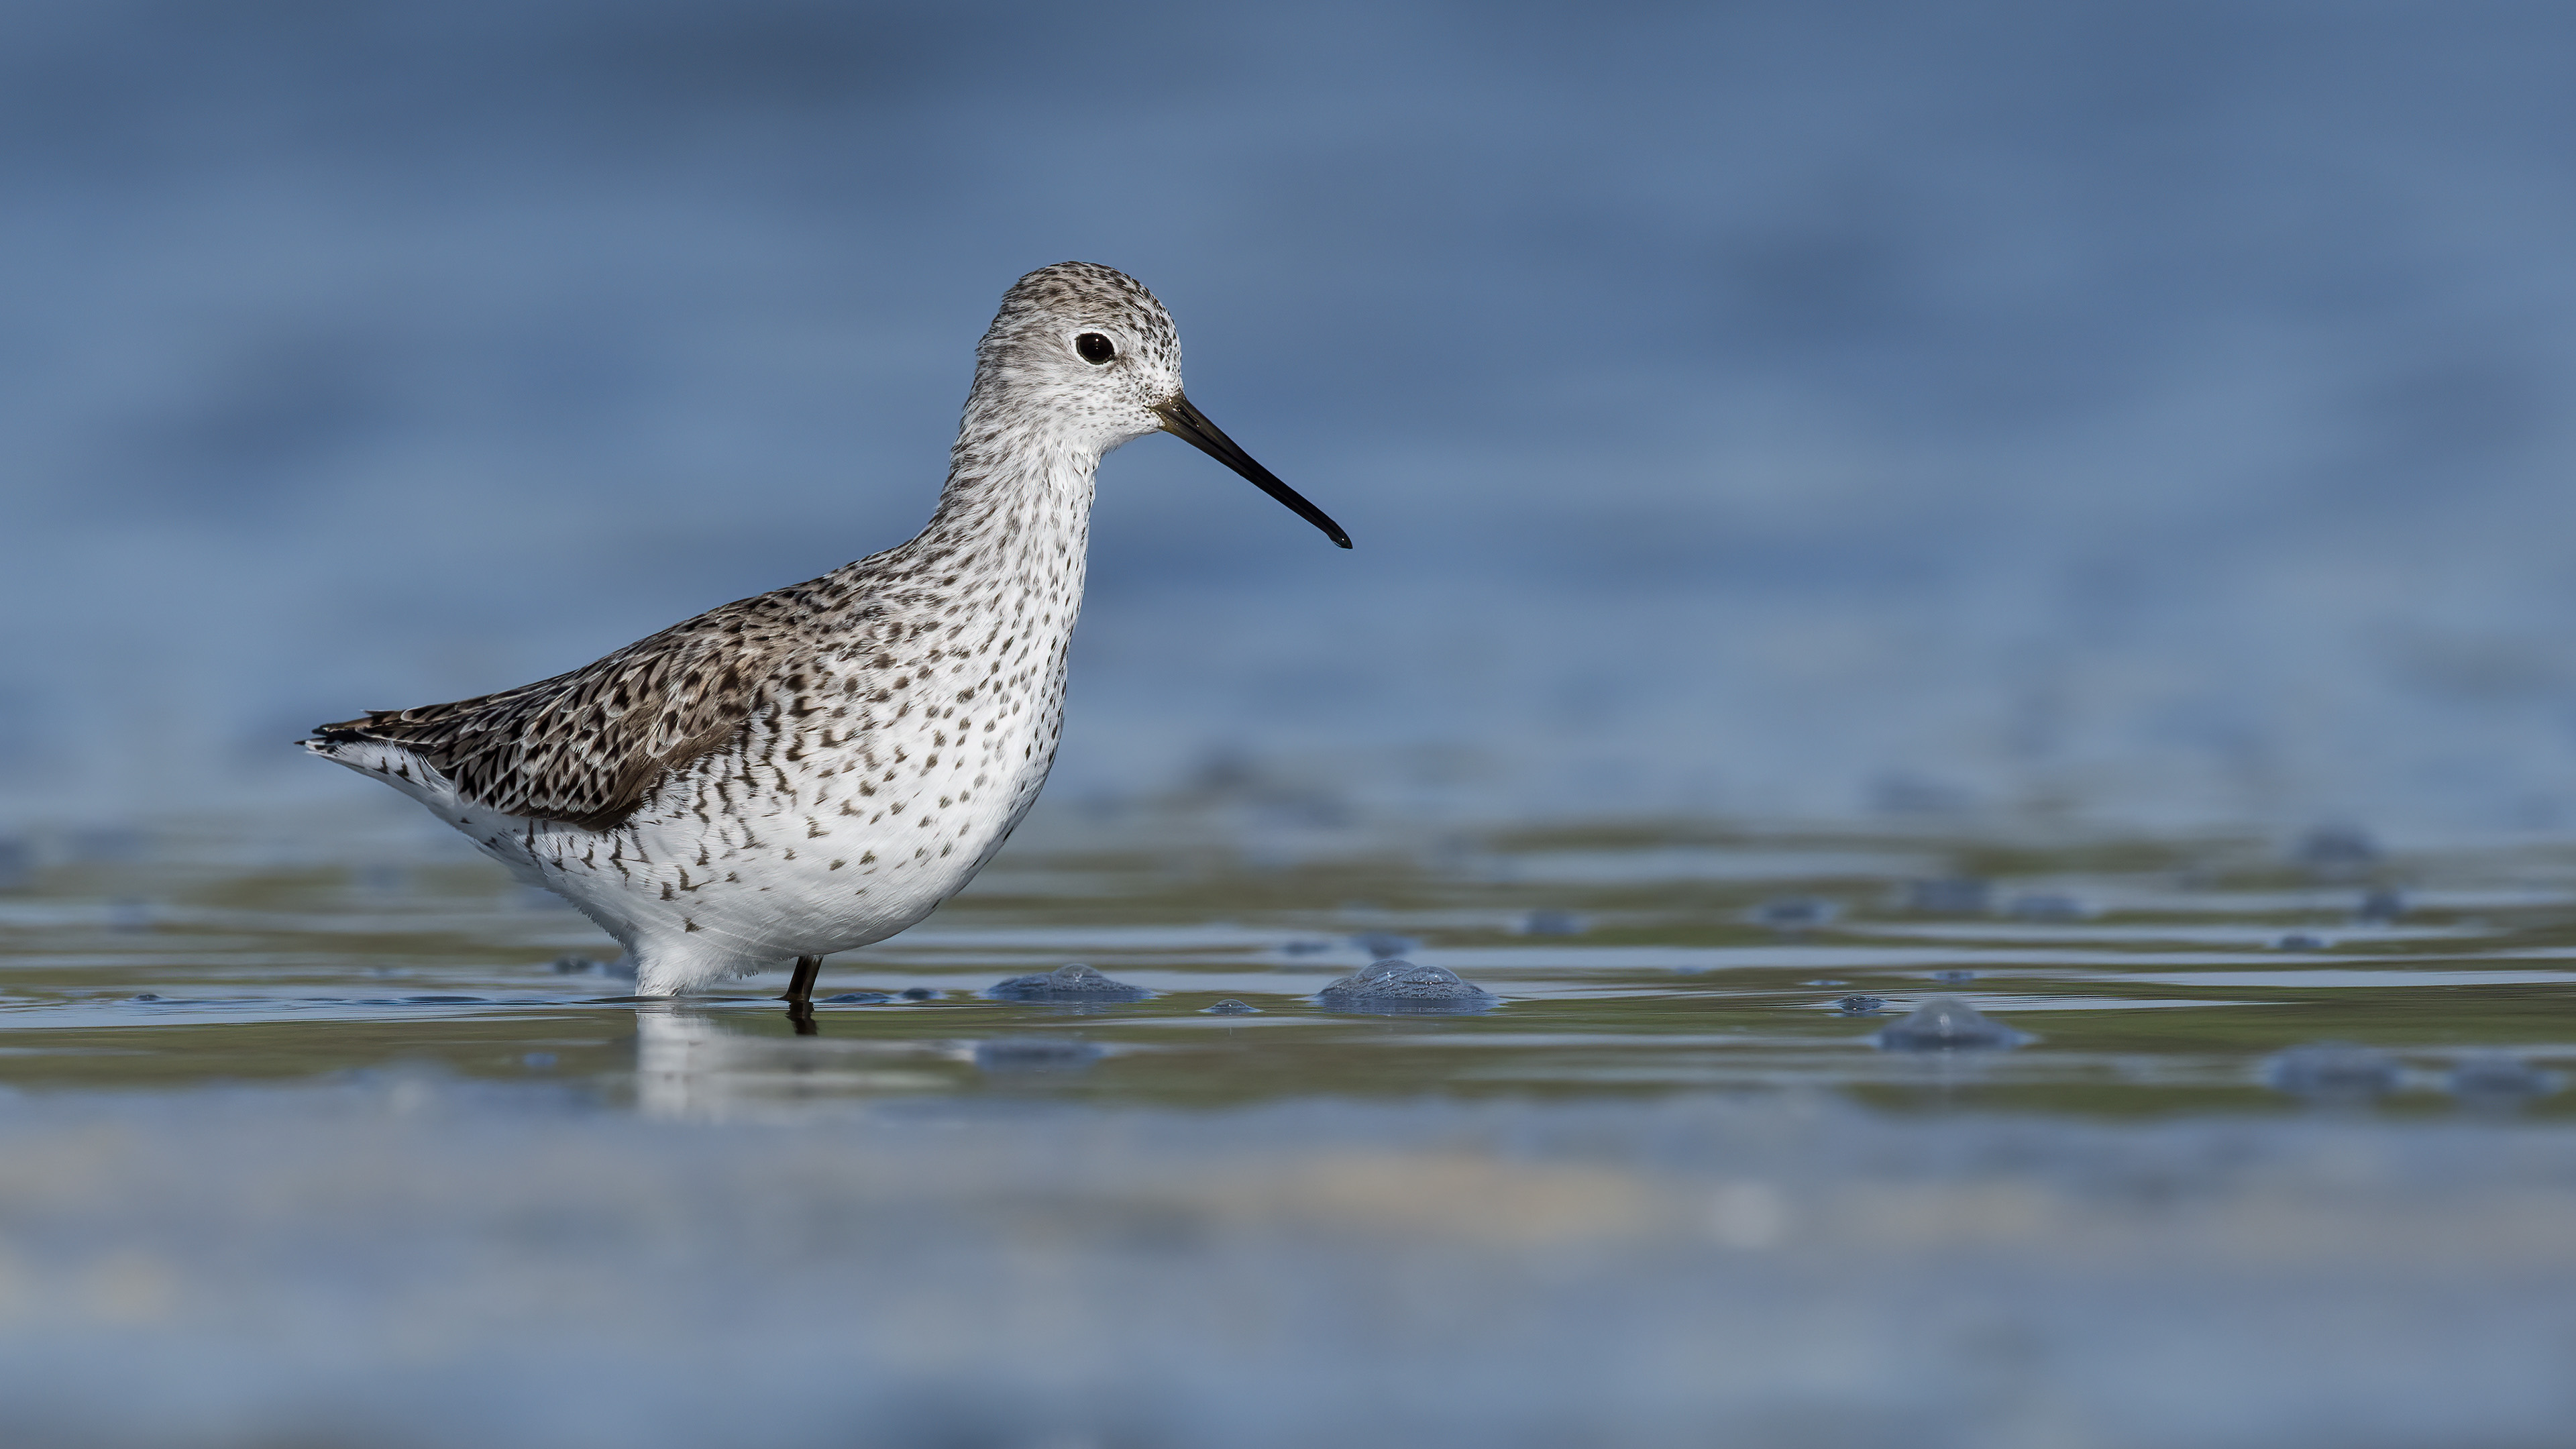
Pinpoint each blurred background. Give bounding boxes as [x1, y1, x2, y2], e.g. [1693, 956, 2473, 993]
[9, 0, 2576, 837]
[16, 13, 2576, 1445]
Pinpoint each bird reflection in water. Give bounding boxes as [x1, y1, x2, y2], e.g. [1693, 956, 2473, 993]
[629, 1004, 949, 1120]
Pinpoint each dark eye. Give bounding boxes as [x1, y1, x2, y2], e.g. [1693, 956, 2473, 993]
[1075, 332, 1116, 364]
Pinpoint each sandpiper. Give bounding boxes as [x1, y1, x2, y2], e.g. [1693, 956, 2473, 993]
[307, 262, 1348, 999]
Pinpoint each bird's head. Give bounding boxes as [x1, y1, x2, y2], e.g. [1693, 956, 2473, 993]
[971, 261, 1350, 548]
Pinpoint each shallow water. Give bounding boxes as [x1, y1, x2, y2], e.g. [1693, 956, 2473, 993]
[5, 811, 2576, 1448]
[6, 814, 2572, 1117]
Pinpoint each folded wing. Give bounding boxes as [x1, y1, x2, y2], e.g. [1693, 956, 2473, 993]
[312, 594, 814, 831]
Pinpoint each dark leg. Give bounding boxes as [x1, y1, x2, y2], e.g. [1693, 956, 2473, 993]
[786, 1000, 818, 1036]
[783, 954, 823, 1004]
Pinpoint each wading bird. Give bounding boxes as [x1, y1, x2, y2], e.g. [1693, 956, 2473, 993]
[307, 262, 1348, 1000]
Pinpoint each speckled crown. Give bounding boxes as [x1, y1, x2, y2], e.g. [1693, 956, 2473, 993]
[986, 261, 1180, 361]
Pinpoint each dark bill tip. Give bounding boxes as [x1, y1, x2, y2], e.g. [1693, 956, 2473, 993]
[1152, 395, 1352, 549]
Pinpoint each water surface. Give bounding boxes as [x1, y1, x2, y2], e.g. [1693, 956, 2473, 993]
[5, 814, 2575, 1449]
[6, 816, 2571, 1117]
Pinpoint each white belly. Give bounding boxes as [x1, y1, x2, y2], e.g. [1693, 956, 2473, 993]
[328, 696, 1059, 993]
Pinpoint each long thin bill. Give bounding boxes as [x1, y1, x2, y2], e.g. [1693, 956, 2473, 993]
[1152, 394, 1352, 549]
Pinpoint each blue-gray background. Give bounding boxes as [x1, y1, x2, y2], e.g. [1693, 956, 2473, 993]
[10, 0, 2576, 836]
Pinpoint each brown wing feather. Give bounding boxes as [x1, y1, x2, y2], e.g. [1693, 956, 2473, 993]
[315, 588, 825, 831]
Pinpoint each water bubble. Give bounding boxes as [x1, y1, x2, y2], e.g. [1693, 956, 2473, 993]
[1517, 909, 1588, 936]
[2004, 893, 2086, 921]
[1750, 898, 1837, 932]
[900, 987, 938, 1001]
[1874, 996, 2029, 1051]
[1872, 773, 1972, 816]
[1281, 938, 1336, 955]
[1317, 959, 1496, 1013]
[130, 993, 160, 1003]
[822, 991, 894, 1004]
[1351, 932, 1419, 959]
[984, 963, 1151, 1002]
[2446, 1052, 2559, 1110]
[2294, 825, 2380, 878]
[1904, 879, 1991, 915]
[2264, 1041, 2400, 1102]
[1834, 994, 1887, 1015]
[1930, 969, 1976, 985]
[1802, 979, 1849, 987]
[1201, 998, 1262, 1015]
